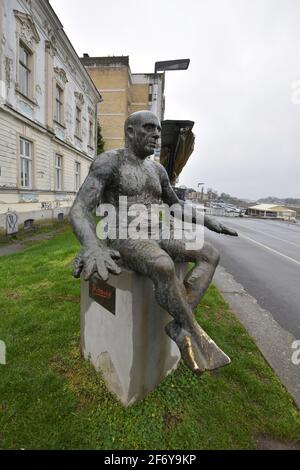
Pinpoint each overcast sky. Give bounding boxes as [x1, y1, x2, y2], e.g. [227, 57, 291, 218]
[50, 0, 300, 200]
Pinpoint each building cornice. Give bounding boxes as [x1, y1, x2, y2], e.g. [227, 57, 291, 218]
[52, 136, 94, 162]
[14, 9, 41, 45]
[1, 104, 95, 162]
[54, 66, 68, 85]
[0, 188, 77, 195]
[2, 103, 49, 134]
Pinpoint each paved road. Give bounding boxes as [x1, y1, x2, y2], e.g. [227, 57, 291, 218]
[204, 217, 300, 338]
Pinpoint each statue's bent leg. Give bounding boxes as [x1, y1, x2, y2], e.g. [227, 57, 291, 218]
[160, 240, 220, 310]
[110, 239, 230, 373]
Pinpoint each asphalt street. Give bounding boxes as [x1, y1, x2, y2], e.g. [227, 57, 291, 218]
[204, 216, 300, 338]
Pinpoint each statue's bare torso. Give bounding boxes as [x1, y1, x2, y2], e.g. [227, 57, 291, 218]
[99, 148, 163, 208]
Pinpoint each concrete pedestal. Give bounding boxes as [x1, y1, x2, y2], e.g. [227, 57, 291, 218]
[80, 264, 188, 406]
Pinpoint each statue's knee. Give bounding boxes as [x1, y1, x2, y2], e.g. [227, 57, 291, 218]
[153, 255, 175, 279]
[201, 244, 220, 266]
[214, 248, 220, 266]
[209, 246, 220, 266]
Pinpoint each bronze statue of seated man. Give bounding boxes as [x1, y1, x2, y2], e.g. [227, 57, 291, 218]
[70, 111, 238, 374]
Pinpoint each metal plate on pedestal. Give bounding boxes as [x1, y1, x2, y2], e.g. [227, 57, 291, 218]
[89, 277, 116, 315]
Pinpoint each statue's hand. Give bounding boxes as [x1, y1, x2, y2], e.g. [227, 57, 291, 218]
[218, 223, 238, 236]
[72, 245, 121, 280]
[205, 217, 238, 236]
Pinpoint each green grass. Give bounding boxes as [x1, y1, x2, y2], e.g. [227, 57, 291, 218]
[0, 220, 67, 246]
[0, 227, 299, 449]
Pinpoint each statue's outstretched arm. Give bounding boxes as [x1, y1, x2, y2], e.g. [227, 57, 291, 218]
[204, 215, 238, 236]
[70, 154, 121, 280]
[157, 162, 238, 237]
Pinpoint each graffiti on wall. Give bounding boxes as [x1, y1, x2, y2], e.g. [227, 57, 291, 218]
[6, 212, 18, 235]
[40, 201, 62, 210]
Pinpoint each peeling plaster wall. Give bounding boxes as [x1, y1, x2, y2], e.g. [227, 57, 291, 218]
[2, 0, 98, 143]
[0, 0, 100, 229]
[0, 0, 4, 101]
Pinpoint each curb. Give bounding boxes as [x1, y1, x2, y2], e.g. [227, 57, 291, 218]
[213, 265, 300, 409]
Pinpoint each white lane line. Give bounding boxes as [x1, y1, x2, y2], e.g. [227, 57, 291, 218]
[238, 233, 300, 266]
[256, 231, 300, 248]
[224, 221, 300, 248]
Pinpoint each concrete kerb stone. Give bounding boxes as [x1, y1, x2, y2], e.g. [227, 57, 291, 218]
[213, 265, 300, 409]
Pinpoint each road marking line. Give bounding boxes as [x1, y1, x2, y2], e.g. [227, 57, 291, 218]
[238, 233, 300, 266]
[256, 231, 300, 248]
[217, 220, 300, 247]
[224, 221, 300, 248]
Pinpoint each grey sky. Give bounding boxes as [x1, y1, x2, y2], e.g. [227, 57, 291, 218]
[50, 0, 300, 200]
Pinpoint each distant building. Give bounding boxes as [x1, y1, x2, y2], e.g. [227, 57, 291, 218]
[184, 188, 198, 202]
[246, 204, 296, 221]
[0, 0, 101, 234]
[80, 55, 165, 152]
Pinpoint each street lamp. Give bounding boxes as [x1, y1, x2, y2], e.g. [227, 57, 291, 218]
[198, 183, 204, 204]
[152, 59, 190, 118]
[152, 59, 190, 161]
[154, 59, 190, 74]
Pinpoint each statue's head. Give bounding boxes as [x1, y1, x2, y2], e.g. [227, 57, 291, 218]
[124, 110, 161, 159]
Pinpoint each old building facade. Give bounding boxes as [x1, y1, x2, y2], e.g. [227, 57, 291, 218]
[80, 55, 165, 151]
[0, 0, 101, 234]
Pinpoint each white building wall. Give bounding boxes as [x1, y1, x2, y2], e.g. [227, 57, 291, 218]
[0, 111, 19, 187]
[131, 73, 165, 121]
[0, 109, 91, 209]
[0, 0, 100, 233]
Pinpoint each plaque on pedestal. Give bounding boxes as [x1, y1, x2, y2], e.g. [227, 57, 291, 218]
[81, 264, 188, 406]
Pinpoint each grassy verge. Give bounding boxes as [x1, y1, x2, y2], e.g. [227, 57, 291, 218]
[0, 227, 299, 449]
[0, 220, 68, 246]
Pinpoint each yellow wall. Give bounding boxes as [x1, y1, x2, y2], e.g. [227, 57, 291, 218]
[86, 67, 129, 149]
[86, 67, 128, 90]
[84, 65, 156, 151]
[129, 84, 149, 114]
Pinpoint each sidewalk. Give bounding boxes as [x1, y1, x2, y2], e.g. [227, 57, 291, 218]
[214, 266, 300, 409]
[0, 229, 61, 257]
[0, 242, 25, 257]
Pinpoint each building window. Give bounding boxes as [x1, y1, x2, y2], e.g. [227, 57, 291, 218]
[55, 154, 63, 190]
[75, 107, 81, 138]
[19, 42, 31, 97]
[24, 219, 34, 231]
[148, 84, 153, 102]
[55, 84, 64, 124]
[75, 162, 81, 191]
[20, 137, 32, 188]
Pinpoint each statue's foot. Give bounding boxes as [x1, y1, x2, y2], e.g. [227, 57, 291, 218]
[165, 320, 230, 373]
